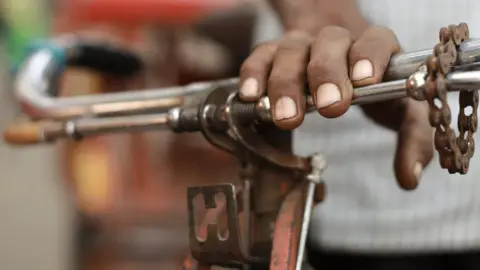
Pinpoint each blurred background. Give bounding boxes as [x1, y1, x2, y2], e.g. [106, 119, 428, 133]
[0, 0, 283, 269]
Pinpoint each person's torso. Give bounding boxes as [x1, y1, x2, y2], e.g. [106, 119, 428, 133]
[301, 0, 480, 252]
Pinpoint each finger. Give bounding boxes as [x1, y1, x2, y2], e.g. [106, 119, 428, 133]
[268, 30, 312, 130]
[394, 100, 434, 190]
[349, 26, 401, 87]
[239, 43, 278, 101]
[308, 26, 353, 118]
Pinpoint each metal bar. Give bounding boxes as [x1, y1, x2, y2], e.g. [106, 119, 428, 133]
[269, 185, 304, 270]
[15, 49, 231, 120]
[294, 182, 315, 270]
[352, 79, 408, 105]
[294, 154, 326, 270]
[72, 113, 170, 137]
[7, 69, 479, 145]
[445, 70, 480, 89]
[302, 70, 480, 113]
[15, 39, 480, 121]
[242, 178, 251, 270]
[37, 113, 171, 141]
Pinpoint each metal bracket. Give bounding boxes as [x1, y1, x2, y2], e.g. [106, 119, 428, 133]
[198, 86, 244, 161]
[187, 184, 266, 268]
[224, 93, 310, 172]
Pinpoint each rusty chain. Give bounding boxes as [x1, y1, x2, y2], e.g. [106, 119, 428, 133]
[422, 23, 479, 174]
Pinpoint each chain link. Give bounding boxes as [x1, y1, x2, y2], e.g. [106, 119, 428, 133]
[423, 23, 478, 174]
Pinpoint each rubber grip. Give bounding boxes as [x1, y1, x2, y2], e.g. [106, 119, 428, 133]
[3, 122, 46, 145]
[67, 42, 143, 76]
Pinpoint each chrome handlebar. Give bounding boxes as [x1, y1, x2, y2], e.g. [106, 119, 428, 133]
[6, 36, 480, 145]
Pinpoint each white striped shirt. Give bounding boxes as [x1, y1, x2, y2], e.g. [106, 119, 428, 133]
[254, 0, 480, 253]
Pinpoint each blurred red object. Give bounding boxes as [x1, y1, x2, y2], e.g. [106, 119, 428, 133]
[64, 0, 240, 25]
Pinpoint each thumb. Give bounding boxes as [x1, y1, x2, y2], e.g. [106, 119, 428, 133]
[394, 101, 434, 190]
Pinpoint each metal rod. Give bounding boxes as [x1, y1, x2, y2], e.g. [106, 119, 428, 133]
[242, 177, 251, 270]
[23, 69, 480, 143]
[445, 70, 480, 89]
[294, 181, 316, 270]
[73, 113, 170, 136]
[15, 49, 235, 120]
[15, 39, 480, 121]
[322, 70, 480, 107]
[43, 113, 171, 141]
[294, 154, 326, 270]
[349, 80, 405, 105]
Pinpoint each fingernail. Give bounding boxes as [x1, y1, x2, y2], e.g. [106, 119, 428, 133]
[316, 83, 342, 108]
[413, 162, 423, 180]
[274, 96, 297, 120]
[352, 59, 374, 81]
[240, 78, 259, 97]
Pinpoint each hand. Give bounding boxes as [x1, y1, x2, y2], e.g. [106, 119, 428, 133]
[238, 26, 434, 190]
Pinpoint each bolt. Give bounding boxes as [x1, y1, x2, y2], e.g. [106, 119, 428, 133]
[307, 153, 327, 184]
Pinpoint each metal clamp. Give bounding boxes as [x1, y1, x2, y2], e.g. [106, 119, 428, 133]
[224, 92, 311, 172]
[197, 86, 243, 160]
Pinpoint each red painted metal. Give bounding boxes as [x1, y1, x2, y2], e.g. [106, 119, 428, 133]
[179, 253, 211, 270]
[64, 0, 239, 25]
[181, 184, 306, 270]
[269, 186, 305, 270]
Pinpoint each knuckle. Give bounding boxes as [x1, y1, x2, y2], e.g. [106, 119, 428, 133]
[253, 42, 277, 52]
[318, 25, 351, 40]
[308, 56, 342, 82]
[350, 39, 385, 61]
[270, 60, 306, 82]
[308, 58, 351, 94]
[284, 30, 313, 42]
[349, 42, 372, 60]
[241, 42, 278, 76]
[369, 26, 396, 38]
[278, 40, 307, 52]
[270, 64, 304, 85]
[307, 59, 327, 79]
[279, 32, 312, 51]
[268, 74, 292, 87]
[267, 76, 282, 93]
[267, 74, 298, 93]
[349, 40, 364, 52]
[240, 60, 259, 75]
[360, 26, 400, 52]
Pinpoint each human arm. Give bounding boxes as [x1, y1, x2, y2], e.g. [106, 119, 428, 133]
[238, 0, 434, 190]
